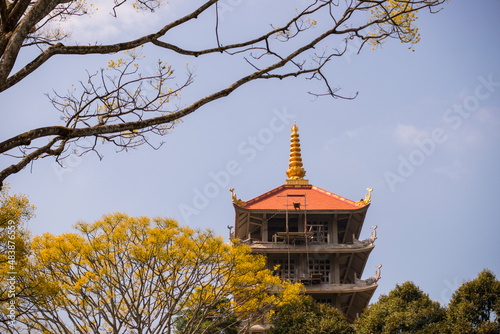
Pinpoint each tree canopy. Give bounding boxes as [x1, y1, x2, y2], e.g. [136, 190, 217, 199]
[0, 186, 34, 279]
[446, 269, 500, 334]
[0, 0, 449, 187]
[355, 281, 446, 333]
[268, 295, 354, 334]
[1, 213, 301, 333]
[0, 186, 35, 327]
[355, 272, 500, 334]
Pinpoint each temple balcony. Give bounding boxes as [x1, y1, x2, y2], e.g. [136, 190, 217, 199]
[244, 237, 375, 254]
[268, 279, 378, 293]
[304, 280, 378, 292]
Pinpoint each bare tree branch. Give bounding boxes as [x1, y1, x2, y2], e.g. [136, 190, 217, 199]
[0, 0, 449, 189]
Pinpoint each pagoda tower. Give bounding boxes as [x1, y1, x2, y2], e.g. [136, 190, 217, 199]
[230, 124, 380, 328]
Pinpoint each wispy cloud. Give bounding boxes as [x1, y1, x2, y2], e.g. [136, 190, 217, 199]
[473, 106, 499, 127]
[345, 127, 366, 139]
[433, 160, 465, 179]
[59, 1, 180, 44]
[394, 124, 430, 146]
[323, 125, 370, 152]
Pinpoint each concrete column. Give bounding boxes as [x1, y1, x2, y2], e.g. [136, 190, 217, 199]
[262, 214, 268, 242]
[335, 293, 341, 309]
[298, 214, 304, 233]
[332, 214, 338, 245]
[298, 252, 304, 281]
[334, 254, 340, 284]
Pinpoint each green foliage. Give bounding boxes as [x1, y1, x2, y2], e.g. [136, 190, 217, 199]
[446, 269, 500, 334]
[355, 281, 446, 334]
[268, 295, 354, 334]
[175, 298, 240, 334]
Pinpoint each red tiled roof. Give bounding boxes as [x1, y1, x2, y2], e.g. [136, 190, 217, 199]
[239, 184, 364, 211]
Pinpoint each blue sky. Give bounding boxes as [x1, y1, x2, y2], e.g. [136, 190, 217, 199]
[2, 0, 500, 306]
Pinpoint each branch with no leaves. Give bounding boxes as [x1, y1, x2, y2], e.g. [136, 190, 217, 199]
[0, 0, 449, 188]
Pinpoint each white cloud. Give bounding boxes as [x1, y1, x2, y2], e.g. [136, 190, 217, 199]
[345, 127, 366, 139]
[394, 124, 430, 146]
[433, 160, 465, 180]
[323, 125, 370, 152]
[58, 0, 183, 44]
[463, 131, 483, 146]
[473, 106, 499, 127]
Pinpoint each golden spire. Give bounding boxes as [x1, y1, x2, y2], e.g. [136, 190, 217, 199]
[286, 123, 309, 185]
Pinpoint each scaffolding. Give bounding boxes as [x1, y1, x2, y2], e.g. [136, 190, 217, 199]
[269, 194, 327, 285]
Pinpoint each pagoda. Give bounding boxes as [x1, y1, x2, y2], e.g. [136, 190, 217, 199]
[230, 124, 380, 327]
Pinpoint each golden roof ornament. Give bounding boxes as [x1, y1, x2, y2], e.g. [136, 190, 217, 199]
[286, 124, 309, 185]
[229, 188, 247, 206]
[355, 188, 373, 206]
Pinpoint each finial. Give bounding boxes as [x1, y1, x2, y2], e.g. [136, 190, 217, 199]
[286, 124, 308, 185]
[229, 188, 247, 206]
[355, 187, 373, 206]
[227, 225, 234, 239]
[374, 264, 382, 282]
[370, 225, 378, 244]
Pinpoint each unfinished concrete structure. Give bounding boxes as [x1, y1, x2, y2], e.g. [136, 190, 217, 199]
[230, 124, 380, 329]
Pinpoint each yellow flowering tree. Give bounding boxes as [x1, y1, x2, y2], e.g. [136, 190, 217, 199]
[0, 186, 35, 327]
[3, 213, 300, 333]
[0, 0, 449, 187]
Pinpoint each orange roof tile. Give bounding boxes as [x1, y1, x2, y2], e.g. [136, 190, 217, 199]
[239, 184, 364, 211]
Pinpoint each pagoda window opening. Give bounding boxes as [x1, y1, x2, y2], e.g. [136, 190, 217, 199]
[337, 214, 350, 244]
[314, 297, 333, 305]
[273, 258, 296, 282]
[268, 216, 299, 243]
[249, 225, 261, 242]
[309, 258, 331, 283]
[308, 220, 329, 243]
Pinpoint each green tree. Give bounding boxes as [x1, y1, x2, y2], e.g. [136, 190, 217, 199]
[175, 297, 240, 334]
[268, 295, 354, 334]
[355, 281, 446, 333]
[3, 213, 301, 333]
[446, 269, 500, 334]
[0, 0, 449, 187]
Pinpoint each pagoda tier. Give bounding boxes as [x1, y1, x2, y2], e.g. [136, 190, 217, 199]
[232, 184, 370, 243]
[313, 286, 378, 323]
